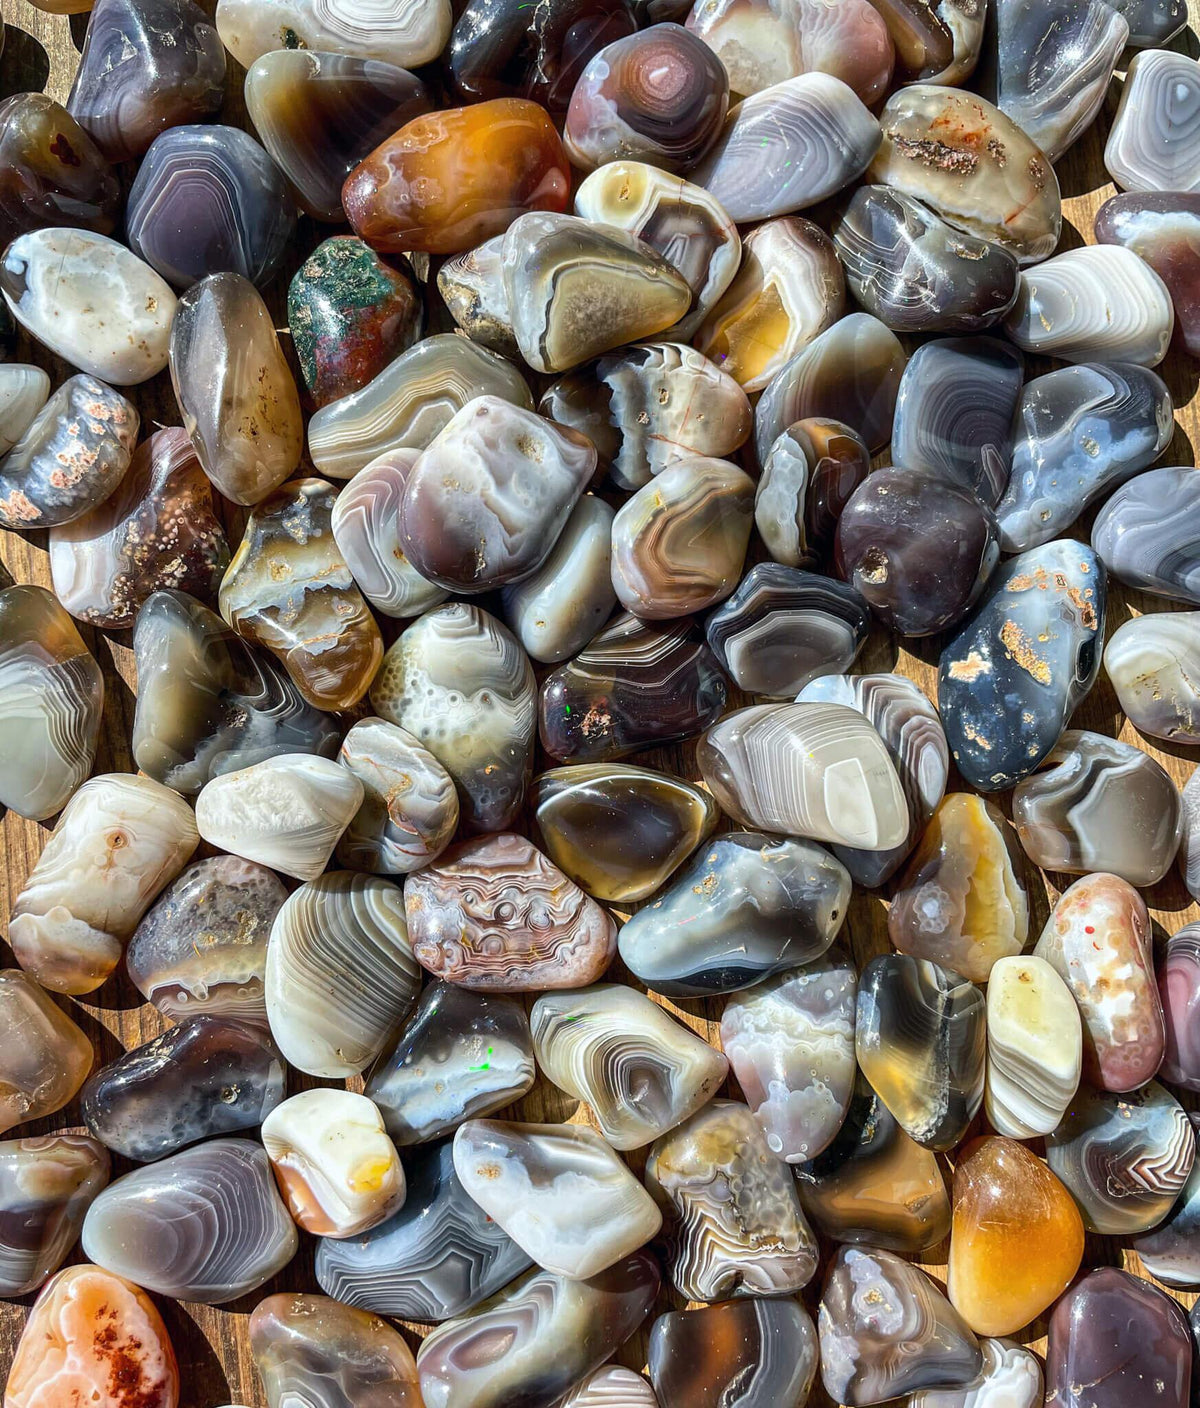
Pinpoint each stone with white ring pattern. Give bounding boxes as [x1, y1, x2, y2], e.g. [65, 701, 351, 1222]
[984, 954, 1081, 1140]
[908, 1336, 1043, 1408]
[1105, 47, 1200, 193]
[214, 0, 451, 69]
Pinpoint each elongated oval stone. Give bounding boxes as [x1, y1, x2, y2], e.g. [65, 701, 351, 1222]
[563, 1367, 658, 1408]
[985, 954, 1081, 1139]
[0, 1135, 109, 1297]
[1105, 47, 1200, 194]
[215, 0, 451, 68]
[0, 970, 93, 1135]
[1092, 465, 1200, 604]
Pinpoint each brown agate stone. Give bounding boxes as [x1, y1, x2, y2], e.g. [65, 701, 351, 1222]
[0, 93, 120, 245]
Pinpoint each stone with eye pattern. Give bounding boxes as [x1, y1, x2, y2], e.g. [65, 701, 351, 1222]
[0, 363, 50, 457]
[1092, 466, 1200, 606]
[1105, 47, 1200, 194]
[869, 0, 987, 86]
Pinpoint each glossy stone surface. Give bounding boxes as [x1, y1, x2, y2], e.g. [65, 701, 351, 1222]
[371, 604, 536, 832]
[250, 1294, 421, 1408]
[648, 1298, 818, 1408]
[1134, 1112, 1200, 1285]
[831, 185, 1018, 334]
[984, 954, 1082, 1140]
[2, 229, 176, 386]
[1161, 922, 1200, 1091]
[1106, 48, 1200, 194]
[0, 93, 119, 245]
[869, 84, 1061, 263]
[125, 854, 284, 1024]
[835, 466, 1000, 637]
[870, 0, 986, 85]
[532, 984, 727, 1150]
[265, 871, 419, 1078]
[645, 1099, 818, 1300]
[215, 0, 451, 68]
[539, 612, 726, 764]
[315, 1138, 533, 1320]
[888, 794, 1027, 982]
[4, 1263, 179, 1408]
[9, 773, 198, 995]
[698, 701, 909, 851]
[0, 970, 93, 1135]
[937, 539, 1106, 791]
[0, 1135, 109, 1297]
[81, 1138, 298, 1303]
[344, 98, 570, 254]
[1093, 466, 1200, 605]
[1035, 871, 1165, 1092]
[693, 73, 880, 224]
[1110, 0, 1186, 43]
[819, 1245, 982, 1406]
[949, 1136, 1084, 1337]
[67, 0, 225, 161]
[220, 477, 382, 709]
[795, 1074, 951, 1253]
[560, 1368, 659, 1408]
[170, 273, 302, 507]
[618, 831, 850, 997]
[1096, 192, 1200, 358]
[908, 1338, 1043, 1408]
[755, 417, 873, 569]
[436, 235, 517, 356]
[50, 428, 228, 630]
[245, 51, 430, 223]
[0, 363, 50, 459]
[1182, 769, 1200, 903]
[0, 585, 103, 821]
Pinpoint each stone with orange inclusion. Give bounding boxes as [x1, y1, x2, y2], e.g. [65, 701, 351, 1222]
[947, 1135, 1084, 1338]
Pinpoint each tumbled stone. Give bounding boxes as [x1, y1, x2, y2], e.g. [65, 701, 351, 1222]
[215, 0, 451, 69]
[0, 93, 120, 245]
[755, 417, 873, 569]
[0, 969, 93, 1136]
[1133, 1111, 1200, 1285]
[984, 954, 1082, 1140]
[1092, 466, 1200, 605]
[1160, 922, 1200, 1092]
[1095, 192, 1200, 358]
[1105, 47, 1200, 194]
[0, 1135, 109, 1297]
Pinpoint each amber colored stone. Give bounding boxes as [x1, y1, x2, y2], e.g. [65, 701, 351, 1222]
[342, 98, 571, 254]
[948, 1136, 1084, 1338]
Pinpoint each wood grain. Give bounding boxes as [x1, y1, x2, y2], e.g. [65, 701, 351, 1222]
[1, 6, 1200, 1404]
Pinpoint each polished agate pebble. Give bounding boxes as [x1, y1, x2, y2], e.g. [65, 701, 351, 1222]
[9, 774, 198, 995]
[0, 363, 50, 458]
[251, 1294, 421, 1408]
[215, 0, 451, 68]
[370, 603, 536, 833]
[1183, 771, 1200, 902]
[265, 872, 419, 1078]
[832, 185, 1019, 334]
[1035, 871, 1164, 1092]
[611, 456, 754, 620]
[755, 417, 872, 569]
[564, 23, 729, 174]
[125, 854, 284, 1024]
[795, 1074, 951, 1253]
[406, 833, 617, 991]
[819, 1245, 982, 1406]
[366, 981, 535, 1145]
[532, 984, 727, 1149]
[126, 125, 294, 289]
[344, 97, 570, 254]
[888, 794, 1028, 982]
[539, 612, 726, 764]
[4, 1263, 179, 1408]
[1, 229, 176, 386]
[1004, 245, 1174, 367]
[0, 970, 93, 1135]
[1105, 48, 1200, 194]
[1012, 729, 1182, 886]
[502, 212, 692, 373]
[261, 1089, 404, 1238]
[337, 717, 459, 875]
[618, 830, 850, 996]
[398, 396, 596, 592]
[82, 1137, 298, 1303]
[721, 953, 855, 1164]
[0, 93, 119, 244]
[856, 953, 985, 1151]
[0, 374, 137, 532]
[1111, 0, 1187, 43]
[698, 701, 909, 851]
[563, 1367, 658, 1408]
[219, 477, 382, 710]
[1161, 923, 1200, 1091]
[289, 238, 423, 409]
[753, 312, 907, 459]
[645, 1099, 818, 1300]
[416, 1253, 660, 1408]
[67, 0, 225, 161]
[948, 1136, 1084, 1338]
[1046, 1081, 1196, 1234]
[1092, 466, 1200, 605]
[245, 50, 430, 223]
[648, 1299, 818, 1408]
[985, 954, 1082, 1140]
[937, 539, 1106, 792]
[0, 585, 104, 821]
[870, 0, 987, 85]
[540, 342, 751, 489]
[1096, 193, 1200, 358]
[0, 1135, 109, 1296]
[1133, 1112, 1200, 1285]
[315, 1138, 533, 1320]
[694, 73, 880, 224]
[307, 332, 532, 481]
[869, 84, 1060, 263]
[452, 1119, 660, 1278]
[49, 428, 229, 629]
[81, 1017, 284, 1163]
[169, 273, 302, 507]
[436, 236, 518, 356]
[909, 1338, 1043, 1408]
[835, 466, 1000, 637]
[532, 762, 714, 903]
[705, 563, 868, 697]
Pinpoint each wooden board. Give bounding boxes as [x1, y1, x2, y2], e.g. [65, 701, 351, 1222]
[1, 5, 1199, 1404]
